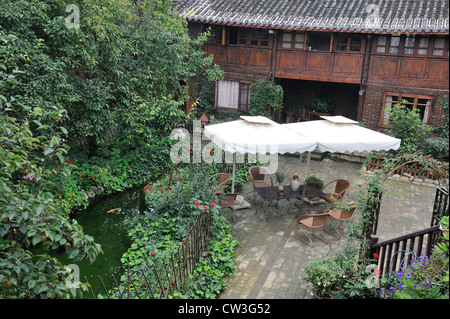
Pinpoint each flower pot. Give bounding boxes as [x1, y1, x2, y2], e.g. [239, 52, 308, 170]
[277, 184, 286, 196]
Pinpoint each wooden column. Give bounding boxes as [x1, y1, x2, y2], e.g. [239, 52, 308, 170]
[357, 35, 373, 122]
[270, 30, 278, 81]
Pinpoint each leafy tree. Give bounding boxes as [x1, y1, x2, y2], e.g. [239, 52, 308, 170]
[385, 101, 432, 153]
[0, 0, 221, 298]
[0, 42, 101, 297]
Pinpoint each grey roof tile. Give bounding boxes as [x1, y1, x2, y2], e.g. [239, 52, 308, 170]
[174, 0, 449, 33]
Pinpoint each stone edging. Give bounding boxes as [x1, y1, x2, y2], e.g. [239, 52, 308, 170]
[364, 168, 449, 188]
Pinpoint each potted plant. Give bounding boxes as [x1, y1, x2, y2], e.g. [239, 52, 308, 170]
[303, 176, 324, 204]
[304, 175, 324, 190]
[311, 96, 335, 114]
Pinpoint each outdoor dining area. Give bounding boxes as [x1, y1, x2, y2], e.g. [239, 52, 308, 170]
[200, 115, 450, 299]
[204, 114, 401, 247]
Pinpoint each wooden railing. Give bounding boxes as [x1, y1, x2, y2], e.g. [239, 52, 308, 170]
[369, 225, 441, 278]
[431, 187, 449, 227]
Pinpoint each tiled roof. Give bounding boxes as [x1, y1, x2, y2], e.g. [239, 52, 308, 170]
[174, 0, 449, 34]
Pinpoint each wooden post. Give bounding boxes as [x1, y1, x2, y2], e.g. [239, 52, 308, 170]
[221, 26, 226, 45]
[357, 35, 373, 122]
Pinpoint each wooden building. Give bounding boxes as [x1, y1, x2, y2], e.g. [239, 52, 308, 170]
[175, 0, 449, 130]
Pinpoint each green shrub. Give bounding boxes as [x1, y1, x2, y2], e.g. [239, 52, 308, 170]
[385, 102, 432, 153]
[421, 137, 449, 161]
[249, 79, 284, 117]
[311, 96, 335, 113]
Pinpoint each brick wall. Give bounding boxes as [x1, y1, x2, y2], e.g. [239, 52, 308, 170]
[362, 85, 448, 131]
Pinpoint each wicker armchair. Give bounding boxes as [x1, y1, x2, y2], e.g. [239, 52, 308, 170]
[248, 166, 274, 203]
[207, 173, 231, 194]
[296, 212, 330, 247]
[321, 179, 350, 204]
[249, 166, 273, 188]
[327, 203, 358, 237]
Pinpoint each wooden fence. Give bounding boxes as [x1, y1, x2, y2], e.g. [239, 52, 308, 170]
[75, 206, 212, 299]
[367, 157, 449, 181]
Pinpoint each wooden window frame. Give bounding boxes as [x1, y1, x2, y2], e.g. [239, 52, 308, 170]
[374, 35, 449, 57]
[306, 32, 333, 52]
[226, 27, 270, 47]
[430, 36, 449, 57]
[380, 92, 433, 127]
[404, 35, 430, 56]
[280, 30, 306, 50]
[238, 82, 252, 111]
[206, 25, 223, 44]
[334, 34, 363, 52]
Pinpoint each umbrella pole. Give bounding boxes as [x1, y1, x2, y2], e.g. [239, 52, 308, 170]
[305, 152, 311, 180]
[231, 153, 236, 193]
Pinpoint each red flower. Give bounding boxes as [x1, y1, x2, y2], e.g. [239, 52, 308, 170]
[203, 205, 208, 210]
[170, 281, 175, 286]
[151, 252, 155, 257]
[373, 253, 379, 260]
[67, 159, 71, 163]
[211, 203, 215, 207]
[194, 201, 200, 206]
[375, 269, 382, 275]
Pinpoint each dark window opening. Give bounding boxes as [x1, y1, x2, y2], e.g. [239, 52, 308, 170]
[308, 32, 332, 51]
[260, 30, 269, 46]
[228, 27, 239, 45]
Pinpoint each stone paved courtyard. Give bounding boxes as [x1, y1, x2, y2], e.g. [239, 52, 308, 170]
[218, 154, 437, 299]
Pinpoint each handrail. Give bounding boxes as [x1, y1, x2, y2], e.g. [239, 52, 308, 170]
[370, 225, 442, 278]
[371, 225, 440, 248]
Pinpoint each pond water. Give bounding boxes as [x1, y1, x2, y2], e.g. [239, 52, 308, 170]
[42, 187, 144, 296]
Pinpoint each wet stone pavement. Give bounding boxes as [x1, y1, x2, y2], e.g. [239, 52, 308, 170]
[218, 154, 437, 299]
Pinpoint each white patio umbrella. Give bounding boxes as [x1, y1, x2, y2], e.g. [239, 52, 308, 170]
[283, 115, 401, 177]
[204, 116, 318, 192]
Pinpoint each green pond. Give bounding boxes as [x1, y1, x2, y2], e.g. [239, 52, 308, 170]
[40, 187, 145, 296]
